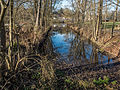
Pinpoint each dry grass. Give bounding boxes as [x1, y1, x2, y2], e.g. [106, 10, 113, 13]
[0, 54, 55, 90]
[0, 24, 53, 90]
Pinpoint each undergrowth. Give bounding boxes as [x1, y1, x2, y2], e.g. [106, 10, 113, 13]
[0, 56, 119, 90]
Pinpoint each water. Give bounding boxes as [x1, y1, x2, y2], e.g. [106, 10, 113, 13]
[53, 24, 67, 28]
[49, 28, 113, 66]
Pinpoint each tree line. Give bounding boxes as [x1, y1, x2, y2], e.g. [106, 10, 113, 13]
[68, 0, 120, 40]
[0, 0, 61, 71]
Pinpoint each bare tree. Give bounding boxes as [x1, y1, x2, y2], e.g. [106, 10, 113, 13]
[8, 0, 14, 70]
[0, 0, 9, 67]
[95, 0, 103, 40]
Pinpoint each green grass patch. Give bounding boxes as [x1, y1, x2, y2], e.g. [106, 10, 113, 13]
[93, 76, 109, 86]
[84, 21, 120, 29]
[102, 22, 120, 29]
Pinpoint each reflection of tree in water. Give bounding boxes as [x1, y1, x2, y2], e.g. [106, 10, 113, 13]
[69, 34, 103, 66]
[90, 43, 98, 64]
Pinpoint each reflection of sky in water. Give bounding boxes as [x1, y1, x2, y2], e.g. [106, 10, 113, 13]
[51, 30, 113, 65]
[51, 31, 75, 56]
[84, 44, 92, 60]
[98, 53, 113, 64]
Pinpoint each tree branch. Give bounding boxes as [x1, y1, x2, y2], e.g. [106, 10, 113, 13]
[0, 0, 9, 8]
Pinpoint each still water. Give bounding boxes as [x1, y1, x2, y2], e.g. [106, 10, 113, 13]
[43, 28, 113, 66]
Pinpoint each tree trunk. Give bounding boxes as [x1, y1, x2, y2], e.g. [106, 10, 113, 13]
[42, 0, 47, 30]
[104, 0, 108, 32]
[34, 0, 38, 18]
[34, 0, 42, 43]
[8, 0, 14, 70]
[111, 20, 115, 38]
[93, 0, 96, 39]
[82, 0, 87, 23]
[95, 0, 103, 41]
[0, 0, 9, 69]
[111, 0, 119, 38]
[1, 21, 6, 61]
[34, 0, 42, 31]
[115, 0, 119, 22]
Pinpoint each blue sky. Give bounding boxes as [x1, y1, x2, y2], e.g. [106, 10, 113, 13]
[61, 0, 71, 8]
[56, 0, 72, 9]
[56, 0, 117, 11]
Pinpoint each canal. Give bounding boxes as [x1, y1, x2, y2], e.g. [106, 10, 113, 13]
[41, 27, 113, 68]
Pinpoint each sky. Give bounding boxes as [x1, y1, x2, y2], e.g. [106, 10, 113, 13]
[56, 0, 72, 10]
[55, 0, 118, 11]
[61, 0, 71, 8]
